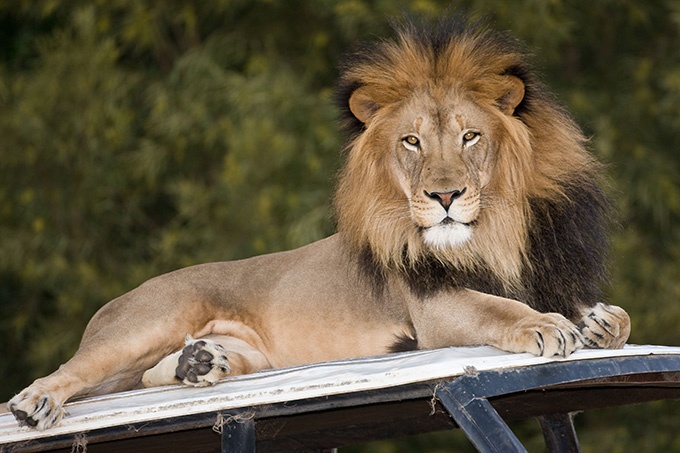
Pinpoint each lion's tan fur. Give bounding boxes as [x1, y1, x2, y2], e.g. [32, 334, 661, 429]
[334, 24, 599, 288]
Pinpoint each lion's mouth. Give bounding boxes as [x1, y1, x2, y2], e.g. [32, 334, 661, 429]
[421, 219, 475, 249]
[440, 217, 476, 227]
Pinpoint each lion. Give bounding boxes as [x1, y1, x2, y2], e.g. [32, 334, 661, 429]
[9, 17, 630, 431]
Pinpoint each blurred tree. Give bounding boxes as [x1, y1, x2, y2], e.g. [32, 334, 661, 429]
[0, 0, 678, 451]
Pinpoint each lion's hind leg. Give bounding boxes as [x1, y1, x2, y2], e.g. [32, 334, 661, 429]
[578, 302, 631, 349]
[141, 334, 272, 388]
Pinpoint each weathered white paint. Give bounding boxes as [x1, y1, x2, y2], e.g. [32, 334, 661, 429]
[1, 344, 679, 445]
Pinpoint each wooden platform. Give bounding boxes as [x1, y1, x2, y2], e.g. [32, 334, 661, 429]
[1, 345, 679, 452]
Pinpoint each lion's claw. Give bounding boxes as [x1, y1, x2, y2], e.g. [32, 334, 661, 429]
[506, 313, 584, 358]
[8, 390, 64, 431]
[579, 303, 630, 349]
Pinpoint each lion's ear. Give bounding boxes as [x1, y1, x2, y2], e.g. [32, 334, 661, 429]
[349, 86, 381, 124]
[498, 76, 525, 115]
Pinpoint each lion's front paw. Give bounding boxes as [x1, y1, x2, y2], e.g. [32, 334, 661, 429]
[8, 388, 64, 431]
[176, 338, 231, 386]
[579, 303, 630, 349]
[504, 313, 584, 358]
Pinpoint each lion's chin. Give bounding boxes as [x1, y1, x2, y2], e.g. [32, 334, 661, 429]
[422, 222, 473, 250]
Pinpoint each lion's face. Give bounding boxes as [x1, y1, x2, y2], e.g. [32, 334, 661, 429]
[337, 74, 527, 273]
[388, 92, 499, 250]
[343, 67, 526, 260]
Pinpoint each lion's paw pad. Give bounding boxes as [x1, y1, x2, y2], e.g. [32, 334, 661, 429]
[579, 303, 630, 349]
[176, 339, 231, 386]
[8, 390, 64, 431]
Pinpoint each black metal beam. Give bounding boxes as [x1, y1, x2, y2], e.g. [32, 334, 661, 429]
[220, 412, 255, 453]
[434, 355, 680, 452]
[436, 383, 527, 453]
[537, 413, 581, 453]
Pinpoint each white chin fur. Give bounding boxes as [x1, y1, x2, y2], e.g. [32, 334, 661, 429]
[423, 223, 472, 249]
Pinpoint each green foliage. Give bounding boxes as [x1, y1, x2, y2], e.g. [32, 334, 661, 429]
[0, 0, 679, 451]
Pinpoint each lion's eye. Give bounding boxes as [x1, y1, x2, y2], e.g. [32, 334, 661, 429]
[462, 131, 481, 146]
[402, 135, 420, 151]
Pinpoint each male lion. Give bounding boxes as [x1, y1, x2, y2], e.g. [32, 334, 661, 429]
[9, 17, 630, 430]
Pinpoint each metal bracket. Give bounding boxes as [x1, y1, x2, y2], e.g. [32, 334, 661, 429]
[220, 411, 256, 453]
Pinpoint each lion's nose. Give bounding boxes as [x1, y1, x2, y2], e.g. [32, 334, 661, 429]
[425, 188, 466, 211]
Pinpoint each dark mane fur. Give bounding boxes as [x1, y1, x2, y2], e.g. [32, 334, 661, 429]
[358, 180, 610, 322]
[399, 181, 610, 320]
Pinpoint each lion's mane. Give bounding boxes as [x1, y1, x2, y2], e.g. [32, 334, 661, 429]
[333, 17, 610, 320]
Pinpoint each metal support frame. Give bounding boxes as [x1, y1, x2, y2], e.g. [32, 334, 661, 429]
[436, 385, 527, 453]
[3, 353, 678, 452]
[215, 354, 680, 453]
[433, 355, 680, 452]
